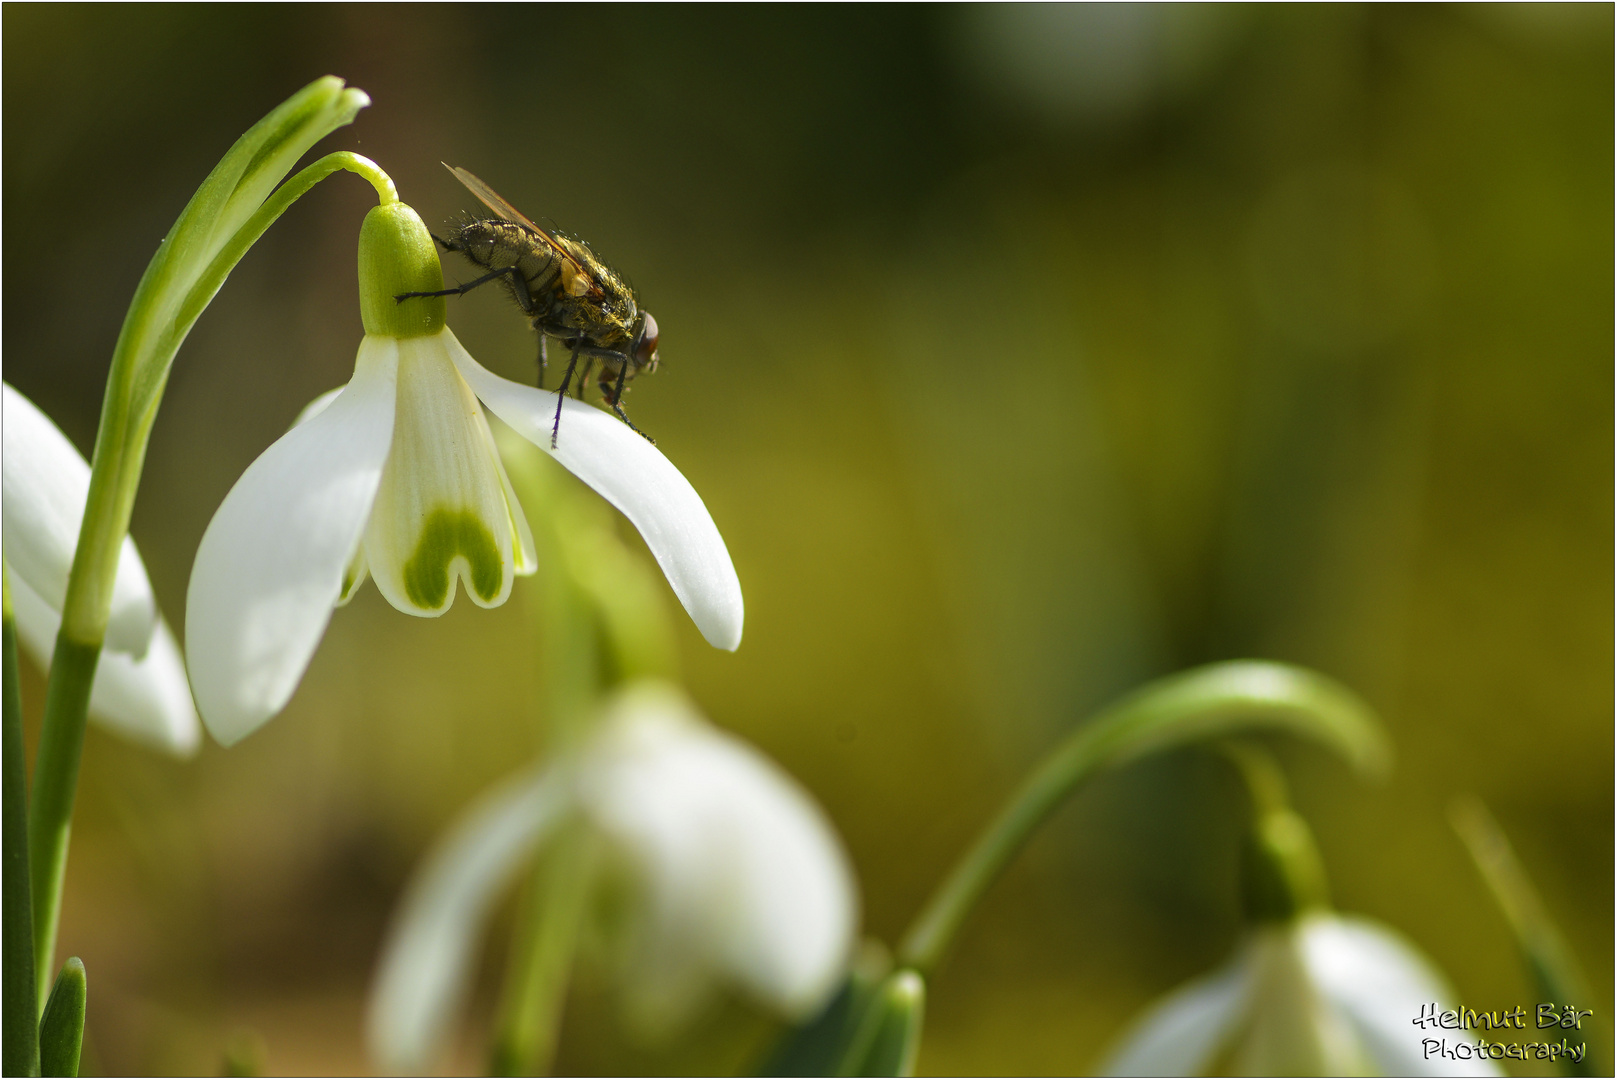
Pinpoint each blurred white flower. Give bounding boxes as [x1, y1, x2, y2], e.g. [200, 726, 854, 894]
[1, 383, 200, 756]
[186, 213, 743, 747]
[366, 683, 857, 1075]
[1100, 912, 1501, 1077]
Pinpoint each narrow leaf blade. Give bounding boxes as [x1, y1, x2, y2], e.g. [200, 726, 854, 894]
[38, 957, 85, 1078]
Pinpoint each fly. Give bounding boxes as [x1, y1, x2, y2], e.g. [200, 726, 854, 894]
[398, 164, 660, 446]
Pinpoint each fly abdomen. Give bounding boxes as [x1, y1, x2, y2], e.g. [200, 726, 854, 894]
[450, 221, 563, 306]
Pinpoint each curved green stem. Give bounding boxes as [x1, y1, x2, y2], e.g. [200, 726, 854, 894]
[1217, 740, 1292, 817]
[896, 660, 1388, 976]
[169, 152, 395, 353]
[27, 80, 374, 993]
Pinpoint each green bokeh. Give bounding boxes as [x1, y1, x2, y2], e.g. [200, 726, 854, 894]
[4, 5, 1609, 1075]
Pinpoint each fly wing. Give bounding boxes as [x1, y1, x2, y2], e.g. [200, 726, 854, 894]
[444, 164, 600, 294]
[446, 165, 543, 230]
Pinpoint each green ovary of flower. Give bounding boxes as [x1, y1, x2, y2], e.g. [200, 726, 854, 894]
[358, 202, 445, 338]
[402, 508, 503, 609]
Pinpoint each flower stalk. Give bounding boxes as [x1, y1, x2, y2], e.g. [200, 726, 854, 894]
[485, 439, 678, 1074]
[896, 661, 1389, 977]
[489, 822, 600, 1076]
[27, 76, 372, 996]
[1223, 744, 1330, 924]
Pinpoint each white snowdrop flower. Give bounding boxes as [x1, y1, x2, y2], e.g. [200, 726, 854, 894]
[1102, 873, 1500, 1077]
[366, 683, 857, 1075]
[2, 383, 200, 756]
[185, 202, 743, 746]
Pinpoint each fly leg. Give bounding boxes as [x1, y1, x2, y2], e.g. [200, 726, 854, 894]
[551, 339, 583, 448]
[537, 335, 548, 389]
[601, 363, 655, 444]
[575, 358, 595, 399]
[396, 265, 537, 315]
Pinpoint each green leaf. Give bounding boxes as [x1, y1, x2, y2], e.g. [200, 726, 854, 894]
[900, 660, 1389, 974]
[38, 957, 84, 1078]
[1451, 797, 1609, 1077]
[754, 941, 891, 1077]
[840, 970, 925, 1078]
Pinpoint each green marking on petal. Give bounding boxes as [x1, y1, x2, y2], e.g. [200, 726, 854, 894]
[402, 508, 504, 609]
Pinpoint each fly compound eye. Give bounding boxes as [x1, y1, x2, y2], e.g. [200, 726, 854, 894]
[635, 312, 660, 368]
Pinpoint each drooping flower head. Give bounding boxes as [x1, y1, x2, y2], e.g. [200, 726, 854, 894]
[1100, 807, 1499, 1077]
[186, 200, 743, 745]
[366, 683, 858, 1075]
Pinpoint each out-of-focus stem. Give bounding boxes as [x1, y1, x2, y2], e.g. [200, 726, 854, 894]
[2, 570, 41, 1073]
[1451, 796, 1608, 1077]
[489, 824, 598, 1076]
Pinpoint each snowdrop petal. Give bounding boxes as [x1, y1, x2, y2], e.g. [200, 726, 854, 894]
[367, 768, 567, 1076]
[1303, 915, 1501, 1077]
[1239, 927, 1367, 1076]
[186, 338, 397, 745]
[445, 335, 744, 651]
[579, 686, 856, 1025]
[291, 386, 345, 427]
[2, 383, 157, 656]
[8, 564, 199, 757]
[1099, 949, 1254, 1076]
[290, 388, 375, 607]
[363, 333, 533, 617]
[87, 618, 201, 756]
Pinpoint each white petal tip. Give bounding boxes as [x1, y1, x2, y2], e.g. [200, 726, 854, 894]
[185, 344, 398, 748]
[445, 339, 748, 651]
[702, 611, 744, 653]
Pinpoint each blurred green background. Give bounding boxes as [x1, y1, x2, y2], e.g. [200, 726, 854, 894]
[4, 4, 1611, 1075]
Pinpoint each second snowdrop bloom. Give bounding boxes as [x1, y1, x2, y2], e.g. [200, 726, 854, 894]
[367, 683, 858, 1074]
[186, 202, 743, 746]
[2, 383, 200, 756]
[1100, 808, 1498, 1078]
[1100, 912, 1501, 1077]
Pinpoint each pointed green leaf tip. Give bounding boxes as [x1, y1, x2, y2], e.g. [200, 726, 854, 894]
[755, 941, 893, 1077]
[845, 970, 925, 1077]
[359, 203, 446, 338]
[39, 957, 85, 1078]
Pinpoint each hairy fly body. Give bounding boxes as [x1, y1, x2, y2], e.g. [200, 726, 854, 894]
[399, 165, 660, 446]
